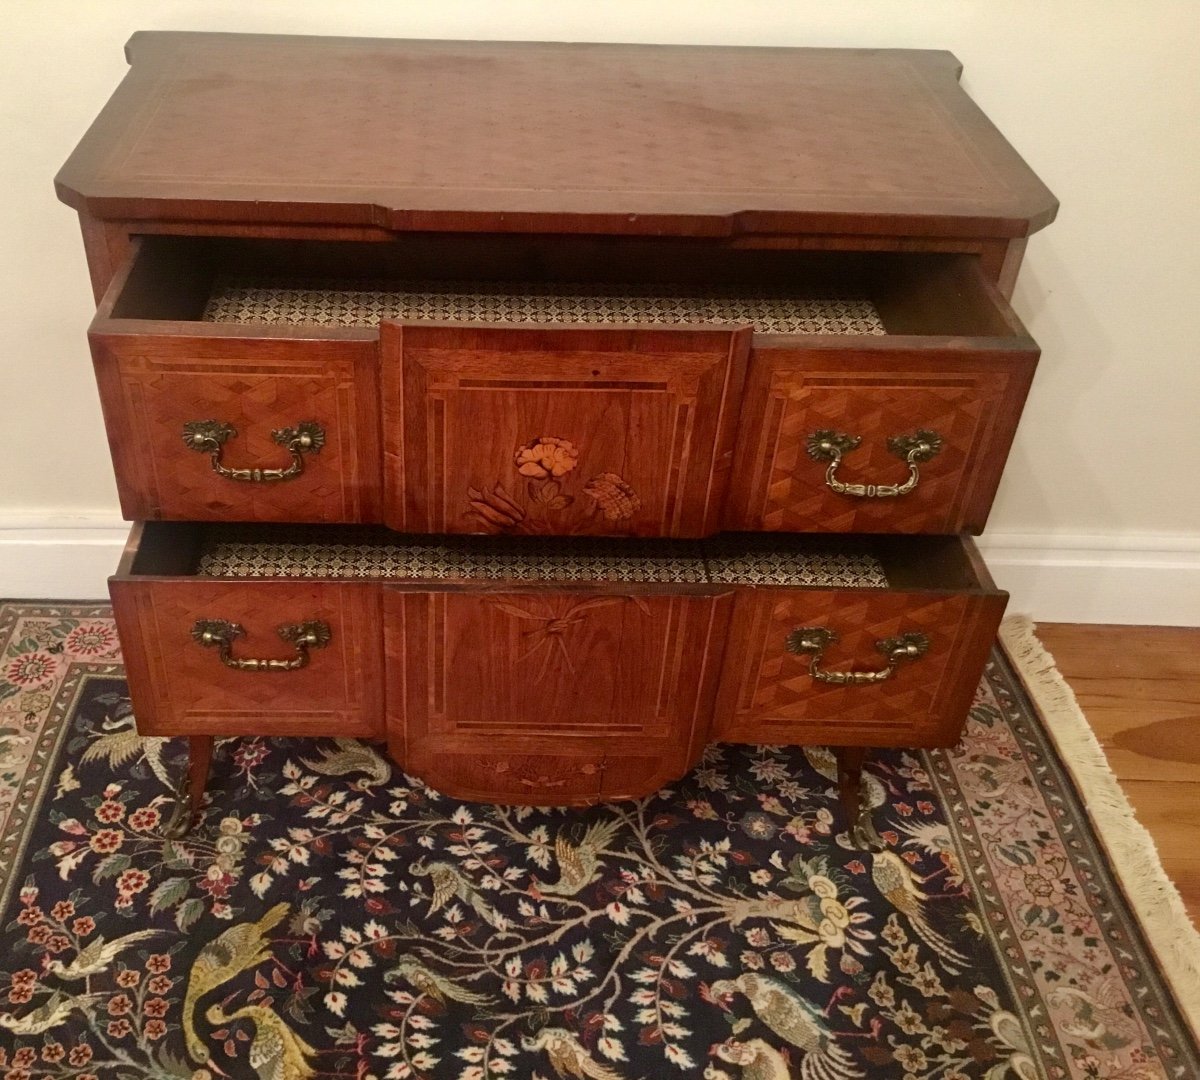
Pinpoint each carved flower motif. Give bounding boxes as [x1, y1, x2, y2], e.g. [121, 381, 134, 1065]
[514, 436, 579, 479]
[583, 472, 641, 521]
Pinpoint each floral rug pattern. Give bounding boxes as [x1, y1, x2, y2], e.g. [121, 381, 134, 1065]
[0, 603, 1195, 1079]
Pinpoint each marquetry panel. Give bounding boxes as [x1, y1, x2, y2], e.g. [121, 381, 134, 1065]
[385, 586, 732, 803]
[713, 586, 1005, 747]
[727, 347, 1035, 534]
[59, 37, 1058, 237]
[383, 323, 750, 538]
[110, 578, 383, 738]
[89, 334, 380, 522]
[408, 752, 608, 805]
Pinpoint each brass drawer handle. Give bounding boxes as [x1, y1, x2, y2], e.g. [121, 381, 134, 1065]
[786, 626, 929, 685]
[806, 429, 942, 498]
[182, 420, 325, 482]
[190, 619, 331, 671]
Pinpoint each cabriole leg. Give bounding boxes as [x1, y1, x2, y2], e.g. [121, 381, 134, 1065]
[835, 745, 884, 851]
[162, 735, 214, 838]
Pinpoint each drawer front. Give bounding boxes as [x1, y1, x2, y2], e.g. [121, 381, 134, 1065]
[90, 334, 381, 522]
[384, 324, 750, 538]
[727, 346, 1036, 534]
[110, 578, 383, 738]
[385, 587, 732, 804]
[408, 751, 608, 805]
[713, 585, 1004, 747]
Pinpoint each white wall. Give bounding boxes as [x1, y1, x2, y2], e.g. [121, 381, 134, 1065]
[1, 1, 1197, 622]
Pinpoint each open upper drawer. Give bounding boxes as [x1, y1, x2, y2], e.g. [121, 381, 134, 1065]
[90, 235, 1038, 534]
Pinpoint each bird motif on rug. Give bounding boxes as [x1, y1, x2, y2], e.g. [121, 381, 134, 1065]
[708, 974, 863, 1080]
[871, 850, 970, 972]
[802, 748, 887, 810]
[205, 1001, 317, 1080]
[892, 818, 964, 887]
[44, 928, 164, 979]
[957, 754, 1041, 808]
[0, 991, 104, 1035]
[298, 738, 391, 788]
[184, 901, 290, 1064]
[520, 1027, 626, 1079]
[384, 955, 495, 1005]
[1047, 982, 1140, 1050]
[537, 818, 623, 896]
[985, 1008, 1039, 1079]
[410, 858, 509, 930]
[707, 1037, 793, 1080]
[78, 721, 172, 788]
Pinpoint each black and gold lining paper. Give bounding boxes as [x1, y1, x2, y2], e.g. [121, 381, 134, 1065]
[204, 278, 887, 336]
[193, 526, 889, 587]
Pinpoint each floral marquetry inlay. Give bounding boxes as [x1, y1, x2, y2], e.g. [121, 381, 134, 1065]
[467, 436, 642, 534]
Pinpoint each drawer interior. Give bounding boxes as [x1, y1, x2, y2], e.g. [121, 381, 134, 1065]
[203, 277, 886, 336]
[118, 522, 996, 593]
[102, 235, 1026, 340]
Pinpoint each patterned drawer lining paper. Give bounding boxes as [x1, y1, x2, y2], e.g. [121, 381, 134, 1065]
[202, 277, 887, 336]
[192, 527, 889, 587]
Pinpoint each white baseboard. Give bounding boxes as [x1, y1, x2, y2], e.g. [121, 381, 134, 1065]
[0, 516, 1196, 626]
[977, 532, 1200, 627]
[0, 514, 127, 601]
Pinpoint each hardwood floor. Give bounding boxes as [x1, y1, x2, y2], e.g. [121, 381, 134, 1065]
[1035, 624, 1200, 923]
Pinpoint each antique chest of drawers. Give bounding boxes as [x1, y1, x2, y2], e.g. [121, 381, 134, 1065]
[58, 33, 1056, 840]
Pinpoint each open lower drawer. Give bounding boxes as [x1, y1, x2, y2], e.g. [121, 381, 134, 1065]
[91, 235, 1037, 535]
[110, 523, 1005, 804]
[708, 534, 1005, 748]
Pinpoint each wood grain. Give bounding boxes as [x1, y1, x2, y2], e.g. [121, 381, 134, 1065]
[55, 34, 1058, 240]
[384, 586, 734, 804]
[385, 323, 750, 538]
[89, 331, 381, 523]
[77, 211, 134, 305]
[1111, 781, 1200, 921]
[1036, 625, 1200, 784]
[1036, 624, 1200, 922]
[727, 344, 1035, 535]
[713, 586, 1005, 747]
[110, 577, 384, 739]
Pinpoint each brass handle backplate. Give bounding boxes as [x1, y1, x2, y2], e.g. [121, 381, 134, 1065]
[190, 619, 332, 671]
[805, 429, 942, 498]
[785, 626, 930, 685]
[182, 420, 325, 482]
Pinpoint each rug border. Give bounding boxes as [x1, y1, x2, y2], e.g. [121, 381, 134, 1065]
[998, 615, 1200, 1040]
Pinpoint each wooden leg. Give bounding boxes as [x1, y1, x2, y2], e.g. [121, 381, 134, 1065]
[162, 736, 214, 838]
[835, 746, 883, 851]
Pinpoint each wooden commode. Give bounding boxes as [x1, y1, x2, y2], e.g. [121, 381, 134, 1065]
[57, 33, 1057, 841]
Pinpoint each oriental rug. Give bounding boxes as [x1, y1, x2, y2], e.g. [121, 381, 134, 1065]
[0, 602, 1196, 1080]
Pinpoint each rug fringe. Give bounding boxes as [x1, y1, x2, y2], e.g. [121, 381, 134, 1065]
[998, 615, 1200, 1039]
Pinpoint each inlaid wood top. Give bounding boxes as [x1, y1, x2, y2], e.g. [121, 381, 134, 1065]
[56, 33, 1057, 239]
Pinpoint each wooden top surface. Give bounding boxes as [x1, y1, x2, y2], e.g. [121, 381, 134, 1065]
[56, 32, 1058, 239]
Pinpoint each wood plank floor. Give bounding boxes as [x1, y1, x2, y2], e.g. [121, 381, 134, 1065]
[1035, 624, 1200, 923]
